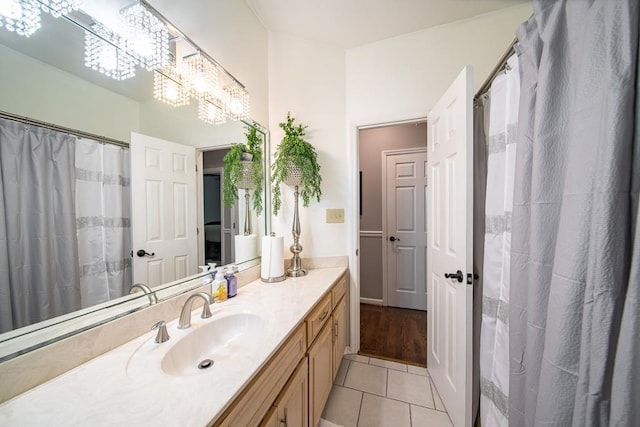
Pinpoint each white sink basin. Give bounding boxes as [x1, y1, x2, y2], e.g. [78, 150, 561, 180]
[127, 310, 266, 378]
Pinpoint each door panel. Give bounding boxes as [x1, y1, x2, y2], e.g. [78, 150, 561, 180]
[385, 150, 428, 310]
[131, 132, 197, 286]
[426, 67, 473, 427]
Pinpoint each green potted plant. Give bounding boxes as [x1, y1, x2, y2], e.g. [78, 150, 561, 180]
[271, 112, 322, 215]
[223, 125, 264, 216]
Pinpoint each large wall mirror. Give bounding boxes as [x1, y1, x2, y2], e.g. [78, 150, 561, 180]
[0, 0, 268, 360]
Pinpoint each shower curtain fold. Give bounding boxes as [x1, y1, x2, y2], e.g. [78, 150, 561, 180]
[478, 53, 520, 427]
[0, 118, 81, 332]
[75, 138, 132, 308]
[510, 0, 640, 425]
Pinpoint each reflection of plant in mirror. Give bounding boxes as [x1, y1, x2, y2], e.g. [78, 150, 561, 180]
[271, 113, 322, 215]
[223, 126, 264, 215]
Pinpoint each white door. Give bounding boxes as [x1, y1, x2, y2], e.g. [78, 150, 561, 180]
[130, 132, 198, 287]
[384, 149, 428, 311]
[427, 67, 474, 427]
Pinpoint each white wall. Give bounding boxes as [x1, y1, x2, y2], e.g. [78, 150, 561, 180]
[268, 32, 347, 257]
[0, 43, 139, 142]
[149, 0, 269, 127]
[346, 4, 532, 125]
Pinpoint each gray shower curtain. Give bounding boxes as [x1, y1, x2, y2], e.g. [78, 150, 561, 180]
[0, 118, 81, 332]
[510, 0, 640, 426]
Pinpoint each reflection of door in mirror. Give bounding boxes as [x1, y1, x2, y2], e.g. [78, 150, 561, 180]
[202, 148, 238, 267]
[130, 132, 197, 287]
[0, 117, 132, 334]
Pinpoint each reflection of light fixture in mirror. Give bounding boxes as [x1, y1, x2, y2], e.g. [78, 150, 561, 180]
[198, 98, 226, 125]
[182, 52, 218, 100]
[85, 23, 136, 80]
[0, 0, 40, 37]
[223, 83, 250, 121]
[40, 0, 81, 18]
[119, 2, 168, 71]
[154, 67, 189, 107]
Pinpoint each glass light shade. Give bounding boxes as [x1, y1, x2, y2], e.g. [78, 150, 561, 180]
[153, 68, 190, 107]
[40, 0, 81, 18]
[223, 83, 250, 121]
[0, 0, 40, 37]
[182, 52, 219, 100]
[119, 3, 169, 71]
[198, 98, 226, 125]
[85, 24, 136, 81]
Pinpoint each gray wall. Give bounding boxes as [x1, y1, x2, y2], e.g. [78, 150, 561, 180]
[359, 122, 427, 301]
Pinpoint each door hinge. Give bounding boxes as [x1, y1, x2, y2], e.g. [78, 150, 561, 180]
[467, 273, 479, 285]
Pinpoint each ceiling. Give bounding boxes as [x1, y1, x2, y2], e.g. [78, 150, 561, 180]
[245, 0, 528, 49]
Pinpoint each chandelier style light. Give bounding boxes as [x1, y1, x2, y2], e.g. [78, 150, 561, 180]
[7, 0, 251, 123]
[198, 98, 226, 125]
[153, 66, 190, 107]
[223, 83, 250, 121]
[181, 52, 219, 100]
[85, 23, 136, 81]
[0, 0, 41, 37]
[119, 2, 168, 71]
[40, 0, 81, 18]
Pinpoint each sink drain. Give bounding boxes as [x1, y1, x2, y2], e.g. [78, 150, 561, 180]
[198, 359, 214, 370]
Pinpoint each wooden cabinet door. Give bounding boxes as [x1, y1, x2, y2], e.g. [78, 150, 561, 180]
[276, 359, 309, 427]
[308, 322, 333, 427]
[261, 406, 278, 427]
[332, 297, 348, 379]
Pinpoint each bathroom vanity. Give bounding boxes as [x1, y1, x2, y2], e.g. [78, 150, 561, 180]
[0, 266, 349, 427]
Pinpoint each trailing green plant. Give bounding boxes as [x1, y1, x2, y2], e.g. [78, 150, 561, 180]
[271, 112, 322, 215]
[223, 125, 264, 215]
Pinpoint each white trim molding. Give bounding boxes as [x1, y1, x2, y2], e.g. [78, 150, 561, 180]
[360, 297, 383, 306]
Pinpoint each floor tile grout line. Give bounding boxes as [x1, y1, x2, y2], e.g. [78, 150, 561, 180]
[356, 388, 364, 427]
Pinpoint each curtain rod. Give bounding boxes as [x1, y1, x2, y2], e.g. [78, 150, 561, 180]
[0, 111, 129, 148]
[474, 38, 517, 101]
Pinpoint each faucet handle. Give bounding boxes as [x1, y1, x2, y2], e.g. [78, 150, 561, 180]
[152, 320, 170, 343]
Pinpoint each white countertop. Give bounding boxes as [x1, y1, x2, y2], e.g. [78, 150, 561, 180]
[0, 267, 347, 426]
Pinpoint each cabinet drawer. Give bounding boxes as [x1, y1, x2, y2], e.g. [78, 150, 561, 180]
[331, 275, 347, 309]
[214, 325, 306, 426]
[305, 293, 331, 347]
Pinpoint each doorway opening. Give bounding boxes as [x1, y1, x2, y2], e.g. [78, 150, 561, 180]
[201, 148, 238, 267]
[358, 121, 428, 366]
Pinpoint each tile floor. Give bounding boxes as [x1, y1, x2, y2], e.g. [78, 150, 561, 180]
[321, 354, 453, 427]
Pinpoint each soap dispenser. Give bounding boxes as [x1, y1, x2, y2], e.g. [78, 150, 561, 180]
[225, 266, 237, 298]
[212, 268, 227, 302]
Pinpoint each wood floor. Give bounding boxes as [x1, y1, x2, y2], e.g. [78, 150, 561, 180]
[359, 303, 428, 367]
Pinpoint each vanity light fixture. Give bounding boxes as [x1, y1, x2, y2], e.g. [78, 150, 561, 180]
[84, 23, 136, 81]
[0, 0, 41, 37]
[119, 2, 169, 71]
[40, 0, 81, 18]
[223, 83, 250, 121]
[182, 51, 219, 100]
[153, 66, 190, 107]
[198, 98, 227, 126]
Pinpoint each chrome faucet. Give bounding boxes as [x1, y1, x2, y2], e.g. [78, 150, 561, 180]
[130, 283, 158, 305]
[178, 292, 213, 329]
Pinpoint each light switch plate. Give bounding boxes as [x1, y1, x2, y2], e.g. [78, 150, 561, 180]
[326, 208, 344, 223]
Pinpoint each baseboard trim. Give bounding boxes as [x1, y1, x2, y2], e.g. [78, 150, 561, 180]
[360, 298, 383, 306]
